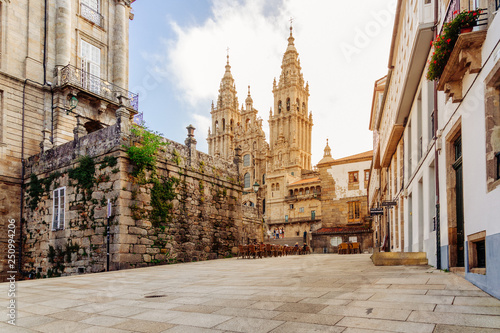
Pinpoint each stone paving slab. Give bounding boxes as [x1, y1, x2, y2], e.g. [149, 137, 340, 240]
[1, 254, 500, 332]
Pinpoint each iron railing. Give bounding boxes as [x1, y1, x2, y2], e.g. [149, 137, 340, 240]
[81, 3, 103, 27]
[59, 64, 139, 112]
[441, 0, 489, 34]
[267, 216, 321, 225]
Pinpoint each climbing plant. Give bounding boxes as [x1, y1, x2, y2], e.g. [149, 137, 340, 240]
[125, 124, 168, 176]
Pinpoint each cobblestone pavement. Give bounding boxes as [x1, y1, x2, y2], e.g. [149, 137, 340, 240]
[2, 254, 500, 332]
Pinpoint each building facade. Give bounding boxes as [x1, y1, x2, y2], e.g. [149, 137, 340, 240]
[312, 143, 373, 253]
[0, 0, 138, 280]
[370, 0, 500, 298]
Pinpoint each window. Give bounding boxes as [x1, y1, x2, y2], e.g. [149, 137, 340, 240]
[468, 231, 486, 274]
[278, 100, 282, 114]
[311, 210, 316, 220]
[80, 40, 101, 94]
[296, 98, 300, 112]
[330, 236, 342, 246]
[364, 170, 370, 181]
[291, 172, 294, 176]
[299, 207, 304, 213]
[348, 171, 359, 184]
[276, 183, 280, 191]
[81, 0, 103, 26]
[285, 215, 288, 222]
[243, 154, 250, 166]
[52, 187, 66, 230]
[262, 174, 266, 185]
[496, 152, 500, 180]
[244, 173, 250, 188]
[286, 98, 290, 111]
[289, 204, 294, 209]
[348, 201, 360, 222]
[349, 236, 358, 243]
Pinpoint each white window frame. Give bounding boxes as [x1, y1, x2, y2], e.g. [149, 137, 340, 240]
[80, 40, 101, 94]
[299, 207, 304, 213]
[349, 236, 358, 243]
[330, 236, 342, 247]
[52, 187, 66, 230]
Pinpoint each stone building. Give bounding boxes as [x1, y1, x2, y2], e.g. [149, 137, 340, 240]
[207, 56, 268, 243]
[0, 0, 137, 280]
[208, 26, 317, 242]
[370, 0, 500, 299]
[312, 142, 373, 253]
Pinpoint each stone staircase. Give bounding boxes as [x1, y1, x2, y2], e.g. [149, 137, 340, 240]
[371, 252, 428, 266]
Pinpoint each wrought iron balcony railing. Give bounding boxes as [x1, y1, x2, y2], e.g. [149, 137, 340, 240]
[81, 3, 104, 27]
[59, 64, 139, 112]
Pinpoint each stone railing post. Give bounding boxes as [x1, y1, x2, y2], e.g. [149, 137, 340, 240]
[116, 106, 131, 136]
[185, 124, 197, 167]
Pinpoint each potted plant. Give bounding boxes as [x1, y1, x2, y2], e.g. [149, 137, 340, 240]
[426, 9, 482, 81]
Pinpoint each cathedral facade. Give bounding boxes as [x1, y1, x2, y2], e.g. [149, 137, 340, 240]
[207, 27, 316, 242]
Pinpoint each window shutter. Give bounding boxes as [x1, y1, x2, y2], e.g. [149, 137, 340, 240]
[52, 189, 59, 230]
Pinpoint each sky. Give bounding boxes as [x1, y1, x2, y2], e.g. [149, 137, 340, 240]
[129, 0, 396, 166]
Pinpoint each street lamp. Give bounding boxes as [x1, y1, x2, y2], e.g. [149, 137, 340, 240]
[252, 181, 260, 193]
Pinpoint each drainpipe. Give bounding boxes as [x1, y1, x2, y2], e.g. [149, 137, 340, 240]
[433, 0, 442, 270]
[43, 0, 48, 84]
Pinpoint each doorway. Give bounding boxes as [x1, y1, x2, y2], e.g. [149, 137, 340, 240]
[452, 136, 464, 267]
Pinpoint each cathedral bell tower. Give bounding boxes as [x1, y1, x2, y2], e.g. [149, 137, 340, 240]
[268, 25, 313, 172]
[207, 55, 241, 159]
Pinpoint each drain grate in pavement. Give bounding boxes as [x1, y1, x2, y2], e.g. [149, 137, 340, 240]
[144, 295, 167, 298]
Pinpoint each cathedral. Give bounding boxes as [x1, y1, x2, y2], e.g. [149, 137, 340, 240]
[207, 26, 319, 241]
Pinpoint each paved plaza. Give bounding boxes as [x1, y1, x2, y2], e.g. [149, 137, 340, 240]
[2, 254, 500, 332]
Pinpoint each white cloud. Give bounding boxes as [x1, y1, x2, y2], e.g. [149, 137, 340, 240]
[159, 0, 394, 165]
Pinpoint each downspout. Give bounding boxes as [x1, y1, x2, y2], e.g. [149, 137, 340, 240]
[433, 0, 442, 270]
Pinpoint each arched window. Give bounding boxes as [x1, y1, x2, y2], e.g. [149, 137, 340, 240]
[316, 186, 321, 193]
[272, 183, 275, 191]
[262, 199, 266, 214]
[305, 188, 310, 194]
[243, 154, 251, 167]
[276, 183, 280, 191]
[244, 173, 251, 188]
[296, 98, 300, 112]
[299, 188, 303, 195]
[289, 190, 293, 196]
[246, 118, 250, 131]
[253, 141, 257, 150]
[286, 98, 290, 111]
[215, 120, 219, 132]
[278, 101, 282, 114]
[262, 174, 266, 185]
[302, 102, 306, 113]
[230, 119, 234, 132]
[222, 118, 225, 131]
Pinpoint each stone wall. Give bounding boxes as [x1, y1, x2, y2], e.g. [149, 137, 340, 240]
[22, 124, 243, 277]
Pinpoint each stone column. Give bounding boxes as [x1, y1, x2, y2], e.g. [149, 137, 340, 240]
[113, 0, 128, 89]
[185, 124, 197, 167]
[55, 0, 72, 67]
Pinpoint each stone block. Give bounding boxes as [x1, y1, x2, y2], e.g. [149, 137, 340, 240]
[110, 243, 130, 253]
[135, 220, 152, 228]
[139, 238, 154, 245]
[118, 234, 138, 244]
[143, 254, 151, 262]
[133, 244, 146, 254]
[129, 227, 147, 235]
[146, 247, 160, 254]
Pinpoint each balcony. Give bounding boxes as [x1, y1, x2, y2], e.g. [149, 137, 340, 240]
[81, 3, 104, 27]
[437, 30, 487, 102]
[58, 64, 139, 112]
[285, 193, 321, 202]
[267, 217, 321, 225]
